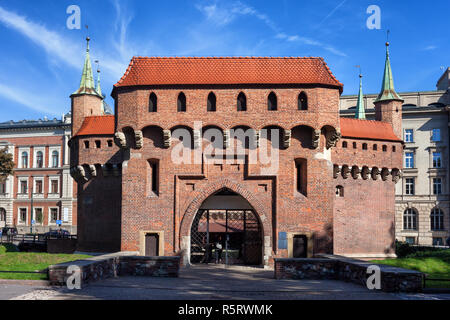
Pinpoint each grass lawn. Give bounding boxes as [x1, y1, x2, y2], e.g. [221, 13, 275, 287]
[0, 245, 91, 280]
[371, 250, 450, 289]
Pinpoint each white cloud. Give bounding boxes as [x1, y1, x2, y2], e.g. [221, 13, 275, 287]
[423, 45, 437, 51]
[0, 5, 128, 81]
[196, 1, 346, 57]
[0, 6, 80, 69]
[0, 82, 59, 116]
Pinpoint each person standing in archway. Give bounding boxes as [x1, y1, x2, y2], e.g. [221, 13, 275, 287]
[215, 236, 223, 264]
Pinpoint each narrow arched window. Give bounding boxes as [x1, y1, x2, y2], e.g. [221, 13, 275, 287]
[342, 141, 348, 148]
[52, 151, 59, 168]
[177, 92, 186, 112]
[362, 143, 368, 150]
[268, 92, 277, 111]
[298, 92, 308, 110]
[36, 151, 43, 168]
[431, 208, 444, 231]
[373, 144, 378, 151]
[149, 93, 157, 112]
[403, 208, 418, 230]
[237, 92, 247, 111]
[336, 186, 344, 197]
[207, 92, 216, 112]
[22, 152, 28, 168]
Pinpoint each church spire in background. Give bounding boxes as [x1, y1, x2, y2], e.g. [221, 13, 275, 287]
[355, 69, 366, 119]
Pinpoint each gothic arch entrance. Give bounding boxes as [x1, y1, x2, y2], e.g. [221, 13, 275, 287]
[190, 189, 263, 266]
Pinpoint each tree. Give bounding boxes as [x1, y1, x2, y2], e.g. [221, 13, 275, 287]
[0, 147, 14, 183]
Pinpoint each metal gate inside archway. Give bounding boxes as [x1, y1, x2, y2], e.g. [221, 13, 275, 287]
[190, 194, 263, 266]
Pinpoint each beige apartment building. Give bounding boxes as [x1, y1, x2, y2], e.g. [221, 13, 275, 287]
[340, 68, 450, 246]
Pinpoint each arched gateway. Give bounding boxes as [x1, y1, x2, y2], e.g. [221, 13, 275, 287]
[190, 189, 263, 266]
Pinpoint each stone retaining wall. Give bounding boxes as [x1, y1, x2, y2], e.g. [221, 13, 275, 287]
[48, 252, 180, 287]
[274, 255, 424, 292]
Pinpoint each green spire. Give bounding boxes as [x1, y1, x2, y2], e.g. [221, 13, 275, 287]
[96, 67, 103, 98]
[72, 37, 101, 97]
[374, 42, 403, 103]
[355, 74, 366, 119]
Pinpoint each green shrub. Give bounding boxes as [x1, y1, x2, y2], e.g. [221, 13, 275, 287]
[0, 244, 20, 253]
[395, 241, 449, 258]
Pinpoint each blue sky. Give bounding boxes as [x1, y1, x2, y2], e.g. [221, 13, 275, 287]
[0, 0, 448, 122]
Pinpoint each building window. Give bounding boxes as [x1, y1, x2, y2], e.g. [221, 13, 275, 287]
[298, 92, 308, 110]
[405, 178, 415, 195]
[404, 129, 414, 143]
[20, 180, 28, 194]
[149, 92, 157, 112]
[95, 140, 101, 149]
[22, 152, 28, 168]
[52, 151, 59, 168]
[19, 208, 27, 224]
[342, 141, 347, 148]
[148, 160, 159, 196]
[353, 142, 357, 149]
[36, 151, 43, 168]
[177, 92, 186, 112]
[405, 237, 416, 245]
[50, 208, 60, 223]
[268, 92, 277, 111]
[431, 208, 444, 231]
[107, 140, 113, 147]
[432, 152, 442, 168]
[295, 159, 307, 196]
[373, 144, 378, 151]
[34, 208, 43, 225]
[0, 208, 6, 222]
[336, 185, 344, 197]
[405, 152, 414, 168]
[84, 141, 90, 149]
[50, 180, 59, 194]
[432, 129, 441, 142]
[433, 237, 444, 246]
[237, 92, 247, 111]
[362, 143, 368, 150]
[392, 146, 396, 152]
[382, 145, 387, 152]
[35, 180, 43, 194]
[403, 208, 418, 230]
[0, 182, 6, 194]
[433, 178, 442, 195]
[207, 92, 216, 112]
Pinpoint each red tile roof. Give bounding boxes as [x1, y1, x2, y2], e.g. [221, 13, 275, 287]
[340, 118, 401, 142]
[114, 57, 343, 92]
[75, 115, 115, 137]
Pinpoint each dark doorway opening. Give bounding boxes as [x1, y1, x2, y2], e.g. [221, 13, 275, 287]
[293, 235, 307, 258]
[190, 209, 263, 266]
[145, 233, 159, 257]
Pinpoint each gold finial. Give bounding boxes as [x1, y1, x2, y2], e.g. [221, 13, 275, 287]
[386, 29, 390, 47]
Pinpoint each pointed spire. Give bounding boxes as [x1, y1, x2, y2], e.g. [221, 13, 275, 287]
[355, 73, 366, 119]
[95, 61, 103, 98]
[72, 37, 101, 97]
[374, 41, 403, 103]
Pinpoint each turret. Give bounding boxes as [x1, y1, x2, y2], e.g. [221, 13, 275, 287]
[374, 42, 404, 139]
[70, 37, 103, 136]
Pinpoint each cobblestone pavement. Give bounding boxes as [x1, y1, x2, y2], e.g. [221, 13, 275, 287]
[6, 265, 450, 300]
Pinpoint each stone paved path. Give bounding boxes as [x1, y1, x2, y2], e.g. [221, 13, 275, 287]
[5, 265, 450, 300]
